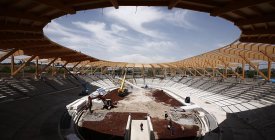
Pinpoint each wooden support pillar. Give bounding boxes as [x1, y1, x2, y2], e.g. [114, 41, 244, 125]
[229, 66, 244, 80]
[240, 55, 269, 81]
[62, 61, 69, 78]
[38, 58, 58, 76]
[168, 0, 181, 9]
[35, 57, 39, 79]
[10, 54, 14, 77]
[102, 67, 108, 75]
[12, 55, 36, 76]
[186, 67, 195, 76]
[268, 60, 272, 81]
[121, 67, 125, 76]
[202, 68, 213, 78]
[0, 49, 18, 62]
[215, 68, 226, 79]
[164, 68, 167, 78]
[112, 67, 115, 76]
[110, 0, 119, 9]
[193, 68, 203, 77]
[212, 67, 215, 77]
[225, 64, 228, 78]
[52, 62, 55, 76]
[92, 66, 99, 74]
[132, 67, 134, 78]
[72, 61, 81, 71]
[153, 67, 155, 78]
[242, 62, 245, 79]
[184, 69, 186, 76]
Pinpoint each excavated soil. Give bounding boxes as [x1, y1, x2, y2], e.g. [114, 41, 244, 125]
[152, 89, 183, 107]
[80, 88, 198, 140]
[151, 118, 199, 140]
[81, 112, 147, 137]
[81, 112, 198, 140]
[104, 88, 125, 102]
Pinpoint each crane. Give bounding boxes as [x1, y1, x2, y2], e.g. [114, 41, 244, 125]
[118, 72, 128, 96]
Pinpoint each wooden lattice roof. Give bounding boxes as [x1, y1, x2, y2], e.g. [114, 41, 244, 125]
[0, 0, 275, 68]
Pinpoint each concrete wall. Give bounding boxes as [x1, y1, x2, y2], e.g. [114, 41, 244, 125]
[124, 115, 132, 140]
[147, 116, 155, 140]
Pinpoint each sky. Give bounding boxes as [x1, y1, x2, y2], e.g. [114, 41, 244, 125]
[43, 6, 240, 64]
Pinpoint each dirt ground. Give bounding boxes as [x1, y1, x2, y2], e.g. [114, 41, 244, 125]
[151, 118, 199, 140]
[80, 88, 200, 140]
[82, 112, 147, 136]
[151, 89, 183, 107]
[104, 88, 124, 102]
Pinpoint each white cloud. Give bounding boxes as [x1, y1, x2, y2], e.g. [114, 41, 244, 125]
[43, 7, 238, 64]
[166, 9, 197, 30]
[112, 54, 176, 63]
[43, 17, 191, 63]
[105, 7, 196, 38]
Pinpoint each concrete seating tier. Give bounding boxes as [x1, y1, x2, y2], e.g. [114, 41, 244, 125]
[0, 76, 80, 103]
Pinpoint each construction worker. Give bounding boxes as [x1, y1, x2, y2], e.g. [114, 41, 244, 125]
[87, 96, 92, 113]
[140, 122, 143, 131]
[165, 111, 168, 120]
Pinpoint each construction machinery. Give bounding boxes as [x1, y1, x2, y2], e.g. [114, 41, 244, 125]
[87, 94, 117, 111]
[118, 72, 129, 97]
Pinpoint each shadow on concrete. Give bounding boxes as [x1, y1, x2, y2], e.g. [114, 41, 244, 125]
[204, 104, 275, 140]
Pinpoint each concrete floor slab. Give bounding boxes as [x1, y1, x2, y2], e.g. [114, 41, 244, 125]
[131, 120, 150, 140]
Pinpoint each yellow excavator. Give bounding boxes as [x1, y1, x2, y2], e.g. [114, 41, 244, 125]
[118, 72, 128, 96]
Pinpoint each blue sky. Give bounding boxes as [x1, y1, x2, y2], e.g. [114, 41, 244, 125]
[43, 6, 240, 63]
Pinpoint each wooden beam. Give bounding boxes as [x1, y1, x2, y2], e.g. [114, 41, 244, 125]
[168, 0, 181, 9]
[193, 68, 204, 76]
[33, 0, 76, 14]
[215, 68, 227, 79]
[218, 59, 229, 78]
[205, 59, 226, 78]
[92, 66, 100, 75]
[72, 61, 81, 69]
[239, 36, 275, 44]
[184, 67, 195, 76]
[110, 0, 119, 9]
[259, 50, 274, 62]
[0, 8, 49, 23]
[76, 61, 90, 72]
[0, 49, 18, 62]
[38, 58, 58, 75]
[0, 41, 52, 49]
[202, 67, 213, 78]
[0, 34, 44, 41]
[35, 57, 39, 79]
[10, 54, 14, 76]
[242, 27, 275, 35]
[242, 62, 245, 79]
[240, 55, 269, 81]
[268, 60, 272, 81]
[12, 55, 36, 76]
[211, 0, 272, 16]
[235, 13, 275, 26]
[0, 25, 42, 33]
[180, 0, 221, 7]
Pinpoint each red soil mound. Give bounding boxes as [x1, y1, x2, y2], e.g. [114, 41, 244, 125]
[151, 118, 199, 140]
[152, 89, 183, 107]
[82, 112, 147, 136]
[104, 88, 124, 102]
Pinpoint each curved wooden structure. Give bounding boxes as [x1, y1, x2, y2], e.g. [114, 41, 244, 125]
[0, 0, 275, 80]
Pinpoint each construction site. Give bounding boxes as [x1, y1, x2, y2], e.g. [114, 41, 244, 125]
[1, 0, 275, 140]
[76, 85, 203, 140]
